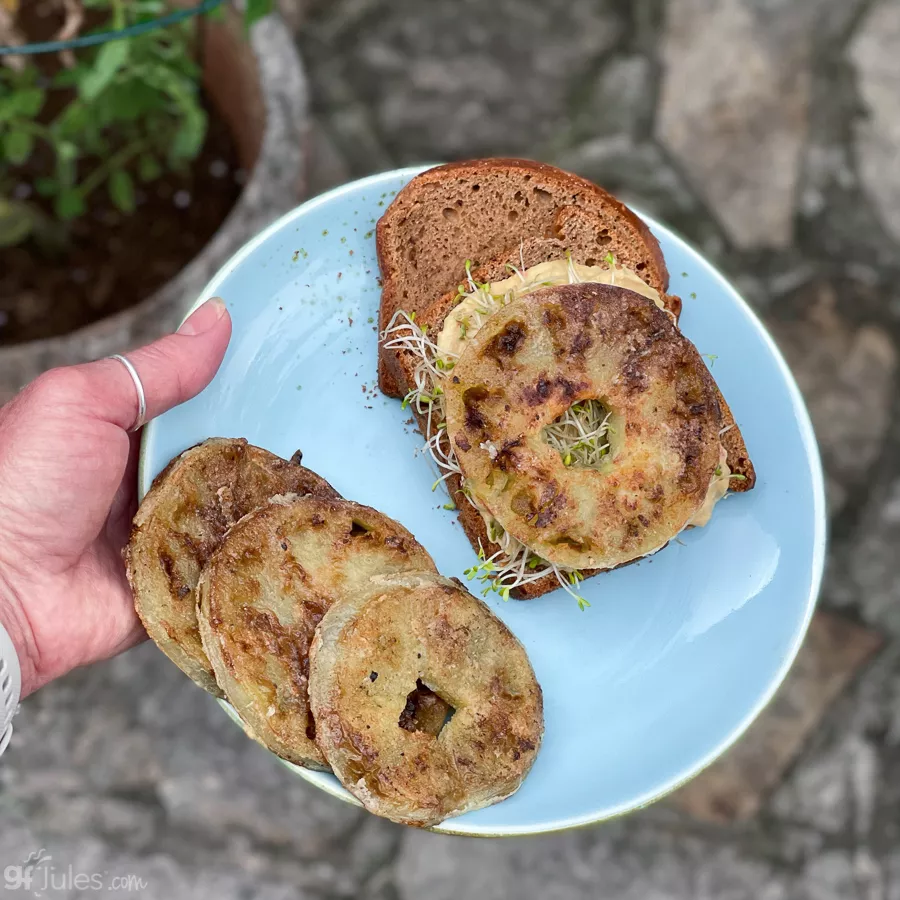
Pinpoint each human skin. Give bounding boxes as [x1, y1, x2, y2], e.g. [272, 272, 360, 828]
[0, 297, 231, 698]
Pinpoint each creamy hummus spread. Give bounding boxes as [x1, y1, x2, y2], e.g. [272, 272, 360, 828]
[437, 258, 665, 360]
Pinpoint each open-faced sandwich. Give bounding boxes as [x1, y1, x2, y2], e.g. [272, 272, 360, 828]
[378, 160, 756, 604]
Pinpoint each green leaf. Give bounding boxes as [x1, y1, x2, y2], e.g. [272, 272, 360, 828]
[52, 66, 84, 89]
[133, 0, 166, 15]
[0, 87, 45, 123]
[79, 40, 131, 102]
[109, 170, 136, 214]
[55, 190, 86, 221]
[0, 198, 34, 248]
[137, 63, 208, 164]
[16, 87, 44, 118]
[170, 106, 207, 163]
[34, 177, 57, 198]
[244, 0, 273, 29]
[104, 82, 169, 122]
[138, 154, 163, 183]
[4, 129, 33, 165]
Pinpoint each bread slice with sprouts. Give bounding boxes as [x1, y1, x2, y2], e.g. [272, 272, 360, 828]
[378, 161, 755, 603]
[376, 159, 677, 397]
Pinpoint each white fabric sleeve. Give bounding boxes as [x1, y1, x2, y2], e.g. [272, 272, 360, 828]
[0, 618, 21, 756]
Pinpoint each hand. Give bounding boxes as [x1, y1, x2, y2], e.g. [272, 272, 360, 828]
[0, 298, 232, 698]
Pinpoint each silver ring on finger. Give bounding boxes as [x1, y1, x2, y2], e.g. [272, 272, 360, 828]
[108, 354, 147, 432]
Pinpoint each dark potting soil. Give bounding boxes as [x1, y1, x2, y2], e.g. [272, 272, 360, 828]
[0, 114, 242, 346]
[0, 5, 242, 346]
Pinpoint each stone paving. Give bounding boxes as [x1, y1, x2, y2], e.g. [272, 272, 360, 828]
[4, 0, 900, 897]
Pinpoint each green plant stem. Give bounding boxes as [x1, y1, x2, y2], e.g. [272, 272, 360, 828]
[77, 140, 147, 201]
[8, 119, 56, 145]
[111, 0, 127, 30]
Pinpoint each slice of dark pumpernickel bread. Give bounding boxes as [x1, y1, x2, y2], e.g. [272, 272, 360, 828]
[389, 239, 754, 494]
[377, 158, 671, 397]
[716, 392, 756, 492]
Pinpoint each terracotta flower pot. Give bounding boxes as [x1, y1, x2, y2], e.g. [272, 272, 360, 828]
[0, 11, 309, 405]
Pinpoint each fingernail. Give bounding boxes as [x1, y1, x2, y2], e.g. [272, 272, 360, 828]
[177, 297, 227, 336]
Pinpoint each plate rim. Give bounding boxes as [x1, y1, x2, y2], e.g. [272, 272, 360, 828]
[139, 166, 827, 838]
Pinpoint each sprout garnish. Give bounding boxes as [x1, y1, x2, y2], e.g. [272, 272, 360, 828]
[464, 258, 476, 292]
[542, 400, 612, 469]
[565, 250, 581, 284]
[463, 531, 589, 610]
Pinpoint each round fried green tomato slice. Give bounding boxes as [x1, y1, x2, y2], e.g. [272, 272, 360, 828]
[197, 495, 437, 769]
[443, 283, 723, 570]
[125, 438, 339, 695]
[309, 572, 543, 826]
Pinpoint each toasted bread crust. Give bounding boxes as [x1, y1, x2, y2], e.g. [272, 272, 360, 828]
[125, 439, 339, 695]
[377, 159, 671, 396]
[716, 392, 756, 490]
[309, 572, 543, 827]
[197, 495, 438, 769]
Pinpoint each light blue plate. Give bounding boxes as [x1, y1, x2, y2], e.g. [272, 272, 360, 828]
[140, 167, 826, 837]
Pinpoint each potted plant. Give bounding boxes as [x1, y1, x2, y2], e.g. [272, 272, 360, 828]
[0, 0, 309, 402]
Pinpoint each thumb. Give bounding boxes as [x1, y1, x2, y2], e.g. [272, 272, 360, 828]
[79, 297, 232, 430]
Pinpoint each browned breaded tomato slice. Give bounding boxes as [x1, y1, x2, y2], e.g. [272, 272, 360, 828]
[125, 438, 339, 695]
[197, 496, 438, 770]
[443, 283, 724, 571]
[309, 572, 544, 826]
